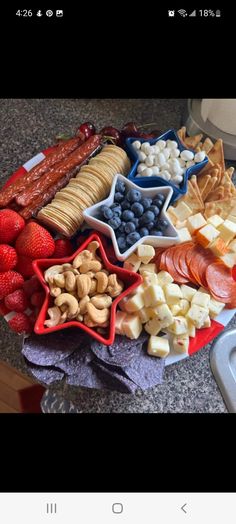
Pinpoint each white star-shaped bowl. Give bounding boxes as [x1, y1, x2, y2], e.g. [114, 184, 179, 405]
[83, 174, 180, 261]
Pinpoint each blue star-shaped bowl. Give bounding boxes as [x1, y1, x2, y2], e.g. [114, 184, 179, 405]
[126, 129, 208, 203]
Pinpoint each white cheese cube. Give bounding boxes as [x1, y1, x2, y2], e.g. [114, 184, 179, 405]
[139, 263, 157, 275]
[143, 285, 166, 307]
[167, 316, 188, 335]
[138, 307, 151, 324]
[178, 227, 192, 242]
[178, 299, 190, 315]
[169, 303, 181, 316]
[196, 224, 220, 248]
[209, 298, 225, 319]
[153, 303, 174, 327]
[157, 270, 174, 286]
[124, 293, 145, 312]
[207, 214, 224, 228]
[218, 219, 236, 244]
[192, 291, 211, 309]
[186, 304, 209, 328]
[187, 213, 207, 234]
[124, 253, 141, 272]
[164, 283, 183, 305]
[122, 314, 142, 340]
[115, 311, 127, 335]
[172, 334, 189, 354]
[202, 315, 211, 328]
[136, 244, 155, 264]
[145, 318, 163, 336]
[209, 237, 229, 257]
[228, 239, 236, 253]
[166, 206, 178, 225]
[181, 284, 197, 301]
[220, 252, 236, 268]
[142, 271, 159, 286]
[175, 219, 187, 229]
[169, 201, 193, 221]
[187, 319, 196, 338]
[147, 336, 170, 358]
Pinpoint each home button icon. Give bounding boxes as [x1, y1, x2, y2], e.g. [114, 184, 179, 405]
[112, 503, 123, 514]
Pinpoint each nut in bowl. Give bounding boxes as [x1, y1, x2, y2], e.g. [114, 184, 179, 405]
[126, 129, 208, 203]
[83, 174, 180, 261]
[32, 233, 142, 345]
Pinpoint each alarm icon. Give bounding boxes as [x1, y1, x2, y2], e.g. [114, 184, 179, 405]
[37, 10, 43, 16]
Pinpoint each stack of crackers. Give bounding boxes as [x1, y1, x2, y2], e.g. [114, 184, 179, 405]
[171, 127, 236, 220]
[37, 145, 131, 237]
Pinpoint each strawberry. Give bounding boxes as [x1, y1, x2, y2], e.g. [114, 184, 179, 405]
[22, 276, 41, 297]
[53, 238, 73, 258]
[0, 270, 24, 300]
[4, 288, 29, 312]
[0, 244, 18, 272]
[0, 209, 25, 244]
[15, 222, 55, 259]
[16, 254, 34, 278]
[8, 312, 33, 334]
[30, 291, 45, 308]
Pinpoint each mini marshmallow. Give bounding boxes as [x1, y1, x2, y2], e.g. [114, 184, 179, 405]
[170, 148, 180, 158]
[138, 151, 146, 162]
[142, 167, 153, 177]
[141, 142, 151, 155]
[152, 166, 160, 175]
[180, 150, 194, 161]
[161, 162, 170, 171]
[163, 147, 171, 160]
[132, 140, 141, 150]
[167, 140, 178, 149]
[154, 145, 161, 154]
[156, 152, 166, 167]
[137, 163, 147, 173]
[145, 155, 155, 167]
[157, 140, 166, 150]
[194, 151, 206, 163]
[172, 174, 183, 184]
[161, 170, 171, 181]
[178, 158, 186, 167]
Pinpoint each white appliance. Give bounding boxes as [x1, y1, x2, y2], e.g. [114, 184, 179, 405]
[182, 99, 236, 160]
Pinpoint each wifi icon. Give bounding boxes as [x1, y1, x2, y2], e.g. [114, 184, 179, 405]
[178, 9, 188, 16]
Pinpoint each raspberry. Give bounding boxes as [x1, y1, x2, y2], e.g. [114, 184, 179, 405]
[4, 289, 29, 312]
[8, 312, 33, 334]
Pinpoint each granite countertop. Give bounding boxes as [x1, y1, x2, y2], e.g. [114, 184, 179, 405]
[0, 98, 233, 413]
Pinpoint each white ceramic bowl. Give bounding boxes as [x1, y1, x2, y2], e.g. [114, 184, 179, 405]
[83, 174, 180, 261]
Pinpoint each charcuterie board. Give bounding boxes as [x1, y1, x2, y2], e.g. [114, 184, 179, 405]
[0, 122, 236, 392]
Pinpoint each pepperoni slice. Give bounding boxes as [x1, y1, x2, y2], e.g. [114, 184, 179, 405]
[206, 263, 236, 303]
[159, 250, 168, 271]
[190, 247, 216, 288]
[172, 244, 191, 281]
[179, 243, 196, 281]
[153, 248, 166, 270]
[164, 247, 188, 284]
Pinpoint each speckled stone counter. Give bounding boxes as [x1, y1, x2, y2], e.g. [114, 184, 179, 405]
[0, 98, 232, 412]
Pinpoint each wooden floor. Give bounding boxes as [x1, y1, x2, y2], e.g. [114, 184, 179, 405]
[0, 361, 45, 413]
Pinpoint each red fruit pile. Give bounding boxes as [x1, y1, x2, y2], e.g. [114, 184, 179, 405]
[0, 209, 25, 244]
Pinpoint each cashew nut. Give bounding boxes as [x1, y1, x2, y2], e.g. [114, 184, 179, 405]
[86, 302, 110, 324]
[86, 271, 95, 278]
[95, 271, 108, 293]
[91, 294, 112, 309]
[60, 311, 68, 323]
[76, 313, 84, 322]
[64, 271, 76, 292]
[90, 279, 97, 295]
[79, 260, 102, 274]
[49, 286, 62, 297]
[44, 265, 64, 283]
[83, 313, 99, 327]
[53, 274, 65, 288]
[106, 274, 124, 297]
[72, 250, 92, 269]
[76, 274, 91, 298]
[44, 306, 61, 327]
[78, 295, 90, 314]
[62, 263, 72, 271]
[55, 293, 79, 318]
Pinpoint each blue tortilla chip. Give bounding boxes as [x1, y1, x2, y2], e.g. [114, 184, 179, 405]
[94, 361, 138, 393]
[57, 345, 94, 375]
[66, 362, 104, 389]
[27, 363, 64, 385]
[91, 333, 148, 368]
[123, 343, 165, 389]
[22, 329, 88, 366]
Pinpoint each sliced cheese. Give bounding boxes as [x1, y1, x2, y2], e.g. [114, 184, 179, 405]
[196, 224, 220, 248]
[147, 335, 170, 358]
[187, 213, 207, 234]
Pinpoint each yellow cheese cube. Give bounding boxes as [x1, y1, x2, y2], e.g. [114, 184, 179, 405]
[139, 263, 157, 275]
[124, 293, 145, 312]
[115, 311, 127, 335]
[192, 291, 211, 309]
[196, 224, 220, 248]
[202, 315, 211, 328]
[178, 227, 192, 242]
[207, 215, 224, 228]
[147, 336, 170, 358]
[178, 299, 190, 315]
[167, 316, 188, 335]
[143, 285, 166, 307]
[209, 298, 225, 319]
[122, 314, 142, 340]
[153, 303, 174, 328]
[170, 201, 193, 221]
[218, 219, 236, 244]
[136, 244, 155, 264]
[228, 239, 236, 252]
[142, 271, 159, 286]
[186, 304, 209, 328]
[157, 270, 174, 286]
[220, 252, 236, 268]
[123, 253, 141, 273]
[187, 213, 207, 234]
[187, 319, 196, 338]
[145, 318, 163, 336]
[208, 237, 229, 257]
[138, 307, 151, 324]
[172, 334, 189, 354]
[180, 284, 197, 301]
[169, 303, 181, 316]
[227, 214, 236, 224]
[164, 283, 183, 305]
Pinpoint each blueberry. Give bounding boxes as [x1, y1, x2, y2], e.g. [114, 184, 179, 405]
[140, 210, 155, 225]
[117, 236, 127, 252]
[121, 199, 131, 210]
[152, 198, 163, 209]
[126, 232, 141, 245]
[156, 193, 165, 202]
[150, 229, 163, 236]
[141, 198, 153, 210]
[126, 189, 142, 203]
[118, 221, 126, 233]
[114, 191, 124, 203]
[108, 217, 121, 230]
[124, 221, 136, 234]
[116, 180, 126, 193]
[131, 202, 144, 217]
[122, 210, 135, 222]
[139, 227, 149, 237]
[133, 217, 140, 228]
[157, 219, 169, 230]
[146, 222, 155, 231]
[101, 205, 113, 220]
[112, 205, 122, 217]
[148, 205, 160, 217]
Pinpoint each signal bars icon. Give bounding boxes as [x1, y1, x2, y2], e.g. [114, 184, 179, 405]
[189, 10, 196, 16]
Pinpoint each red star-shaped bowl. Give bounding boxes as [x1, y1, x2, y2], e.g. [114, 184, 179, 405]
[32, 232, 142, 346]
